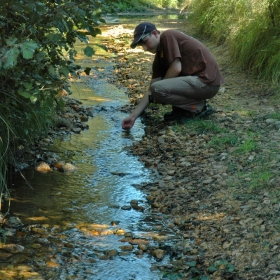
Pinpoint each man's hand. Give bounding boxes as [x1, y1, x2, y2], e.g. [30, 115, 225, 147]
[122, 116, 136, 130]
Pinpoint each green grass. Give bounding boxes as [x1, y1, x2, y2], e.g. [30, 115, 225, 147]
[250, 169, 273, 190]
[268, 112, 280, 120]
[182, 119, 226, 134]
[235, 138, 258, 153]
[187, 0, 280, 87]
[208, 133, 239, 148]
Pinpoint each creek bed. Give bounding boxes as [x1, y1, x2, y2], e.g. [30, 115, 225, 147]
[3, 31, 169, 280]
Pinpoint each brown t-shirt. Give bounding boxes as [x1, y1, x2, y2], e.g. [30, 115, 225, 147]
[152, 30, 224, 86]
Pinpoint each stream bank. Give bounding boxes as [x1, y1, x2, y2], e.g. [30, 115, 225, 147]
[104, 15, 280, 280]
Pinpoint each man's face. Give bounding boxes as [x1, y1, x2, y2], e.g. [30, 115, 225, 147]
[138, 31, 159, 54]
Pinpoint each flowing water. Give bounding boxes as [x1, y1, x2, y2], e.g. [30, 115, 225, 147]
[3, 14, 187, 280]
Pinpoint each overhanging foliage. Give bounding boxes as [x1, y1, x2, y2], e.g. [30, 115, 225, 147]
[0, 0, 116, 192]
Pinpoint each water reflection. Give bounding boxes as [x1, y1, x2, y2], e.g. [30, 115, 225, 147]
[7, 54, 163, 279]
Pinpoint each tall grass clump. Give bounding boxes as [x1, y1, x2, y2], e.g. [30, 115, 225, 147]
[114, 0, 180, 11]
[186, 0, 280, 86]
[187, 0, 241, 43]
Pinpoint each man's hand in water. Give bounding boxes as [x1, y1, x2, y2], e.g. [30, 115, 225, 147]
[122, 116, 136, 130]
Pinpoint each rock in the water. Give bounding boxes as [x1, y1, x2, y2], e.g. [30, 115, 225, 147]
[35, 162, 51, 173]
[4, 216, 23, 228]
[152, 249, 166, 260]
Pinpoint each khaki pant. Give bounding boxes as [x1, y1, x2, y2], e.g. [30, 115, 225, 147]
[150, 76, 220, 113]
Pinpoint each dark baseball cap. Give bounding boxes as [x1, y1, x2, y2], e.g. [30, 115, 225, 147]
[131, 22, 157, 48]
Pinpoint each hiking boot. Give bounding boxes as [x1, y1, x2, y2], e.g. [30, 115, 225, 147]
[197, 103, 214, 118]
[164, 106, 193, 121]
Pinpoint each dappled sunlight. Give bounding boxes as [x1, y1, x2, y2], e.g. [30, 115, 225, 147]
[0, 269, 41, 279]
[27, 216, 48, 221]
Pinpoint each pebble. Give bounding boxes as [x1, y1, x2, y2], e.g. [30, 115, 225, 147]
[153, 249, 166, 260]
[119, 245, 134, 251]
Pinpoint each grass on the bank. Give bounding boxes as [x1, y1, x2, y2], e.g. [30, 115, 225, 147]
[114, 0, 180, 11]
[208, 134, 239, 148]
[172, 119, 226, 134]
[184, 119, 226, 134]
[171, 116, 275, 193]
[187, 0, 280, 87]
[0, 95, 58, 195]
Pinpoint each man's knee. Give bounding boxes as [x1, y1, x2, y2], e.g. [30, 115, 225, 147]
[150, 81, 167, 96]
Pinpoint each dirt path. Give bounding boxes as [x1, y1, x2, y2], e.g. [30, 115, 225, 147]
[105, 16, 280, 279]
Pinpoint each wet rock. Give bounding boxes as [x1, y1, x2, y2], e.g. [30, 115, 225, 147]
[37, 238, 50, 244]
[1, 244, 24, 253]
[4, 228, 17, 236]
[152, 249, 166, 260]
[35, 162, 52, 173]
[105, 249, 118, 257]
[63, 163, 77, 172]
[119, 251, 131, 256]
[72, 127, 82, 133]
[138, 244, 147, 251]
[79, 115, 89, 122]
[128, 238, 150, 246]
[135, 249, 143, 256]
[54, 162, 77, 172]
[86, 109, 95, 117]
[130, 199, 139, 206]
[130, 200, 145, 212]
[30, 227, 48, 235]
[100, 229, 114, 235]
[46, 259, 60, 268]
[131, 204, 145, 212]
[110, 220, 120, 226]
[119, 245, 134, 251]
[31, 243, 42, 249]
[4, 216, 23, 228]
[0, 252, 12, 260]
[121, 206, 132, 210]
[124, 232, 133, 238]
[81, 123, 89, 129]
[116, 229, 126, 235]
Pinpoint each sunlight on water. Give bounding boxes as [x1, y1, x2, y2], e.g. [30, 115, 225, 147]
[8, 55, 163, 279]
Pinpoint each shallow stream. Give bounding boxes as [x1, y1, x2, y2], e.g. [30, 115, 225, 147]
[3, 14, 187, 280]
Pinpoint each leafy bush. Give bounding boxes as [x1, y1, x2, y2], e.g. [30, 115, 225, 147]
[0, 0, 115, 192]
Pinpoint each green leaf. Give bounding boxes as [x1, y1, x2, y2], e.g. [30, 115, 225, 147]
[215, 259, 228, 266]
[187, 261, 197, 267]
[84, 46, 95, 57]
[20, 41, 38, 59]
[95, 43, 108, 52]
[76, 33, 89, 44]
[88, 26, 102, 37]
[227, 264, 235, 272]
[59, 67, 70, 76]
[35, 2, 46, 13]
[22, 82, 33, 90]
[84, 67, 91, 75]
[47, 65, 57, 77]
[46, 33, 63, 42]
[36, 52, 47, 62]
[3, 48, 20, 69]
[5, 37, 18, 46]
[18, 90, 31, 99]
[208, 265, 217, 273]
[30, 95, 38, 104]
